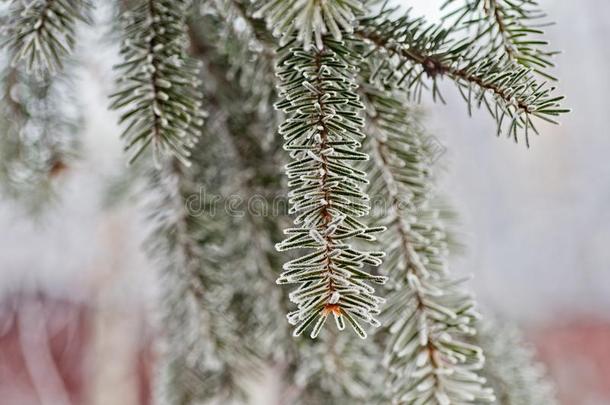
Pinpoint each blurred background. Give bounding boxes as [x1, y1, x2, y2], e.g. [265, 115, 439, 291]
[0, 1, 608, 404]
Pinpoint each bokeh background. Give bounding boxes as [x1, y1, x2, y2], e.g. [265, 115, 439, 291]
[0, 1, 609, 404]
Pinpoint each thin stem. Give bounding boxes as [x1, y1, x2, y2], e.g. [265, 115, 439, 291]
[146, 0, 163, 148]
[313, 49, 338, 312]
[371, 126, 445, 397]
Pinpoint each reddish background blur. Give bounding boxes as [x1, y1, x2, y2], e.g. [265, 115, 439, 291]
[1, 293, 608, 405]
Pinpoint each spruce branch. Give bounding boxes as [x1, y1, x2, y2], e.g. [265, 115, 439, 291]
[150, 158, 260, 404]
[275, 36, 387, 339]
[143, 26, 277, 387]
[362, 89, 494, 404]
[110, 0, 205, 166]
[2, 0, 93, 77]
[189, 8, 301, 369]
[189, 16, 380, 404]
[356, 8, 568, 145]
[253, 0, 364, 50]
[443, 0, 558, 80]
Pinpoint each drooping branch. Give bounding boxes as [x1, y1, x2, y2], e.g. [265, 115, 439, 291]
[362, 87, 494, 403]
[110, 0, 205, 166]
[2, 0, 93, 77]
[275, 36, 386, 339]
[356, 9, 568, 145]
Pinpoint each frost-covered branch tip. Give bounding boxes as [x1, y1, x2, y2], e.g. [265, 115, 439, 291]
[275, 37, 386, 339]
[110, 0, 205, 166]
[2, 0, 93, 77]
[254, 0, 363, 50]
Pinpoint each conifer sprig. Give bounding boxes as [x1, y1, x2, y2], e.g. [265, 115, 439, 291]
[254, 0, 363, 50]
[275, 37, 386, 339]
[357, 8, 568, 145]
[149, 158, 260, 404]
[2, 0, 93, 77]
[363, 90, 494, 404]
[443, 0, 558, 80]
[110, 0, 205, 166]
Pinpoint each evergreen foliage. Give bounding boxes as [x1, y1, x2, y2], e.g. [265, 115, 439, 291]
[358, 6, 568, 145]
[363, 88, 494, 403]
[110, 0, 205, 166]
[443, 0, 558, 79]
[253, 0, 363, 50]
[275, 37, 387, 339]
[0, 0, 568, 404]
[0, 1, 87, 212]
[149, 153, 260, 404]
[2, 0, 93, 77]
